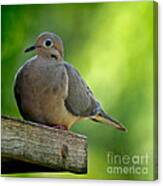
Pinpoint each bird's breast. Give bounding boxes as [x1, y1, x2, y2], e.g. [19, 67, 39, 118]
[17, 61, 75, 126]
[24, 62, 69, 98]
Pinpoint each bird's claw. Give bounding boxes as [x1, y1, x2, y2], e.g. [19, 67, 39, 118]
[52, 124, 68, 130]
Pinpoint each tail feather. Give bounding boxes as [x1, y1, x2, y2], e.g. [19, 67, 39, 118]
[92, 110, 127, 132]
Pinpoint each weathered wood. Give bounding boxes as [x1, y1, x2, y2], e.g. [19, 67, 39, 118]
[1, 115, 87, 174]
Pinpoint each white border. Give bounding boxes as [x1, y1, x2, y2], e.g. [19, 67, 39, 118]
[0, 0, 155, 5]
[0, 0, 162, 186]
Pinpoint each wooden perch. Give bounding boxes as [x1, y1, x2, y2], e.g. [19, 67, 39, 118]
[1, 115, 87, 174]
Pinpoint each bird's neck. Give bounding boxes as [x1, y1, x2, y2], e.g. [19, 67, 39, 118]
[37, 54, 63, 64]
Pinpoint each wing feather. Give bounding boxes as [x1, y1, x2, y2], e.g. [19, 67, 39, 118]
[64, 62, 100, 116]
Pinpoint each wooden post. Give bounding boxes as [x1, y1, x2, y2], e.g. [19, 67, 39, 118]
[1, 116, 87, 174]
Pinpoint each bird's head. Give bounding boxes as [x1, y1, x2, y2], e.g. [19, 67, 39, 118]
[25, 32, 64, 61]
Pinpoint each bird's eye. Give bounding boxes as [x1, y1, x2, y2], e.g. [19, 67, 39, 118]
[43, 39, 53, 48]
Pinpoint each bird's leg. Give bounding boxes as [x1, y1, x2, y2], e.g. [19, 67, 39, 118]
[52, 124, 68, 130]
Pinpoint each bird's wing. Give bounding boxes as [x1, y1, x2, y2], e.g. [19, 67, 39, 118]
[14, 67, 29, 120]
[64, 62, 101, 117]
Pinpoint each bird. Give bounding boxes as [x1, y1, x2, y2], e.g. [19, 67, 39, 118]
[14, 32, 127, 132]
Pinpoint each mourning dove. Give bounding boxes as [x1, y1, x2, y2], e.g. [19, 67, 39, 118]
[14, 32, 127, 132]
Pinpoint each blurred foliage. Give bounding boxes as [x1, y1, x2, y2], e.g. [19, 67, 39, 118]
[1, 1, 157, 180]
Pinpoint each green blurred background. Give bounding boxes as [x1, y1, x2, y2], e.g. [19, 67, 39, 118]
[1, 1, 157, 180]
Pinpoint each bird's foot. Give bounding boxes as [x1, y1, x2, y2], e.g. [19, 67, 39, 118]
[52, 124, 68, 130]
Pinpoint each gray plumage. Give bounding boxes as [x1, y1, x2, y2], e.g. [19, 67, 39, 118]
[64, 63, 101, 116]
[14, 32, 127, 131]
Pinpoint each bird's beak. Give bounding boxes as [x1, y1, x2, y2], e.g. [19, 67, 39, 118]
[24, 45, 36, 53]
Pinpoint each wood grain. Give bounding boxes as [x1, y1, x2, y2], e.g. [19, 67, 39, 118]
[1, 115, 87, 174]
